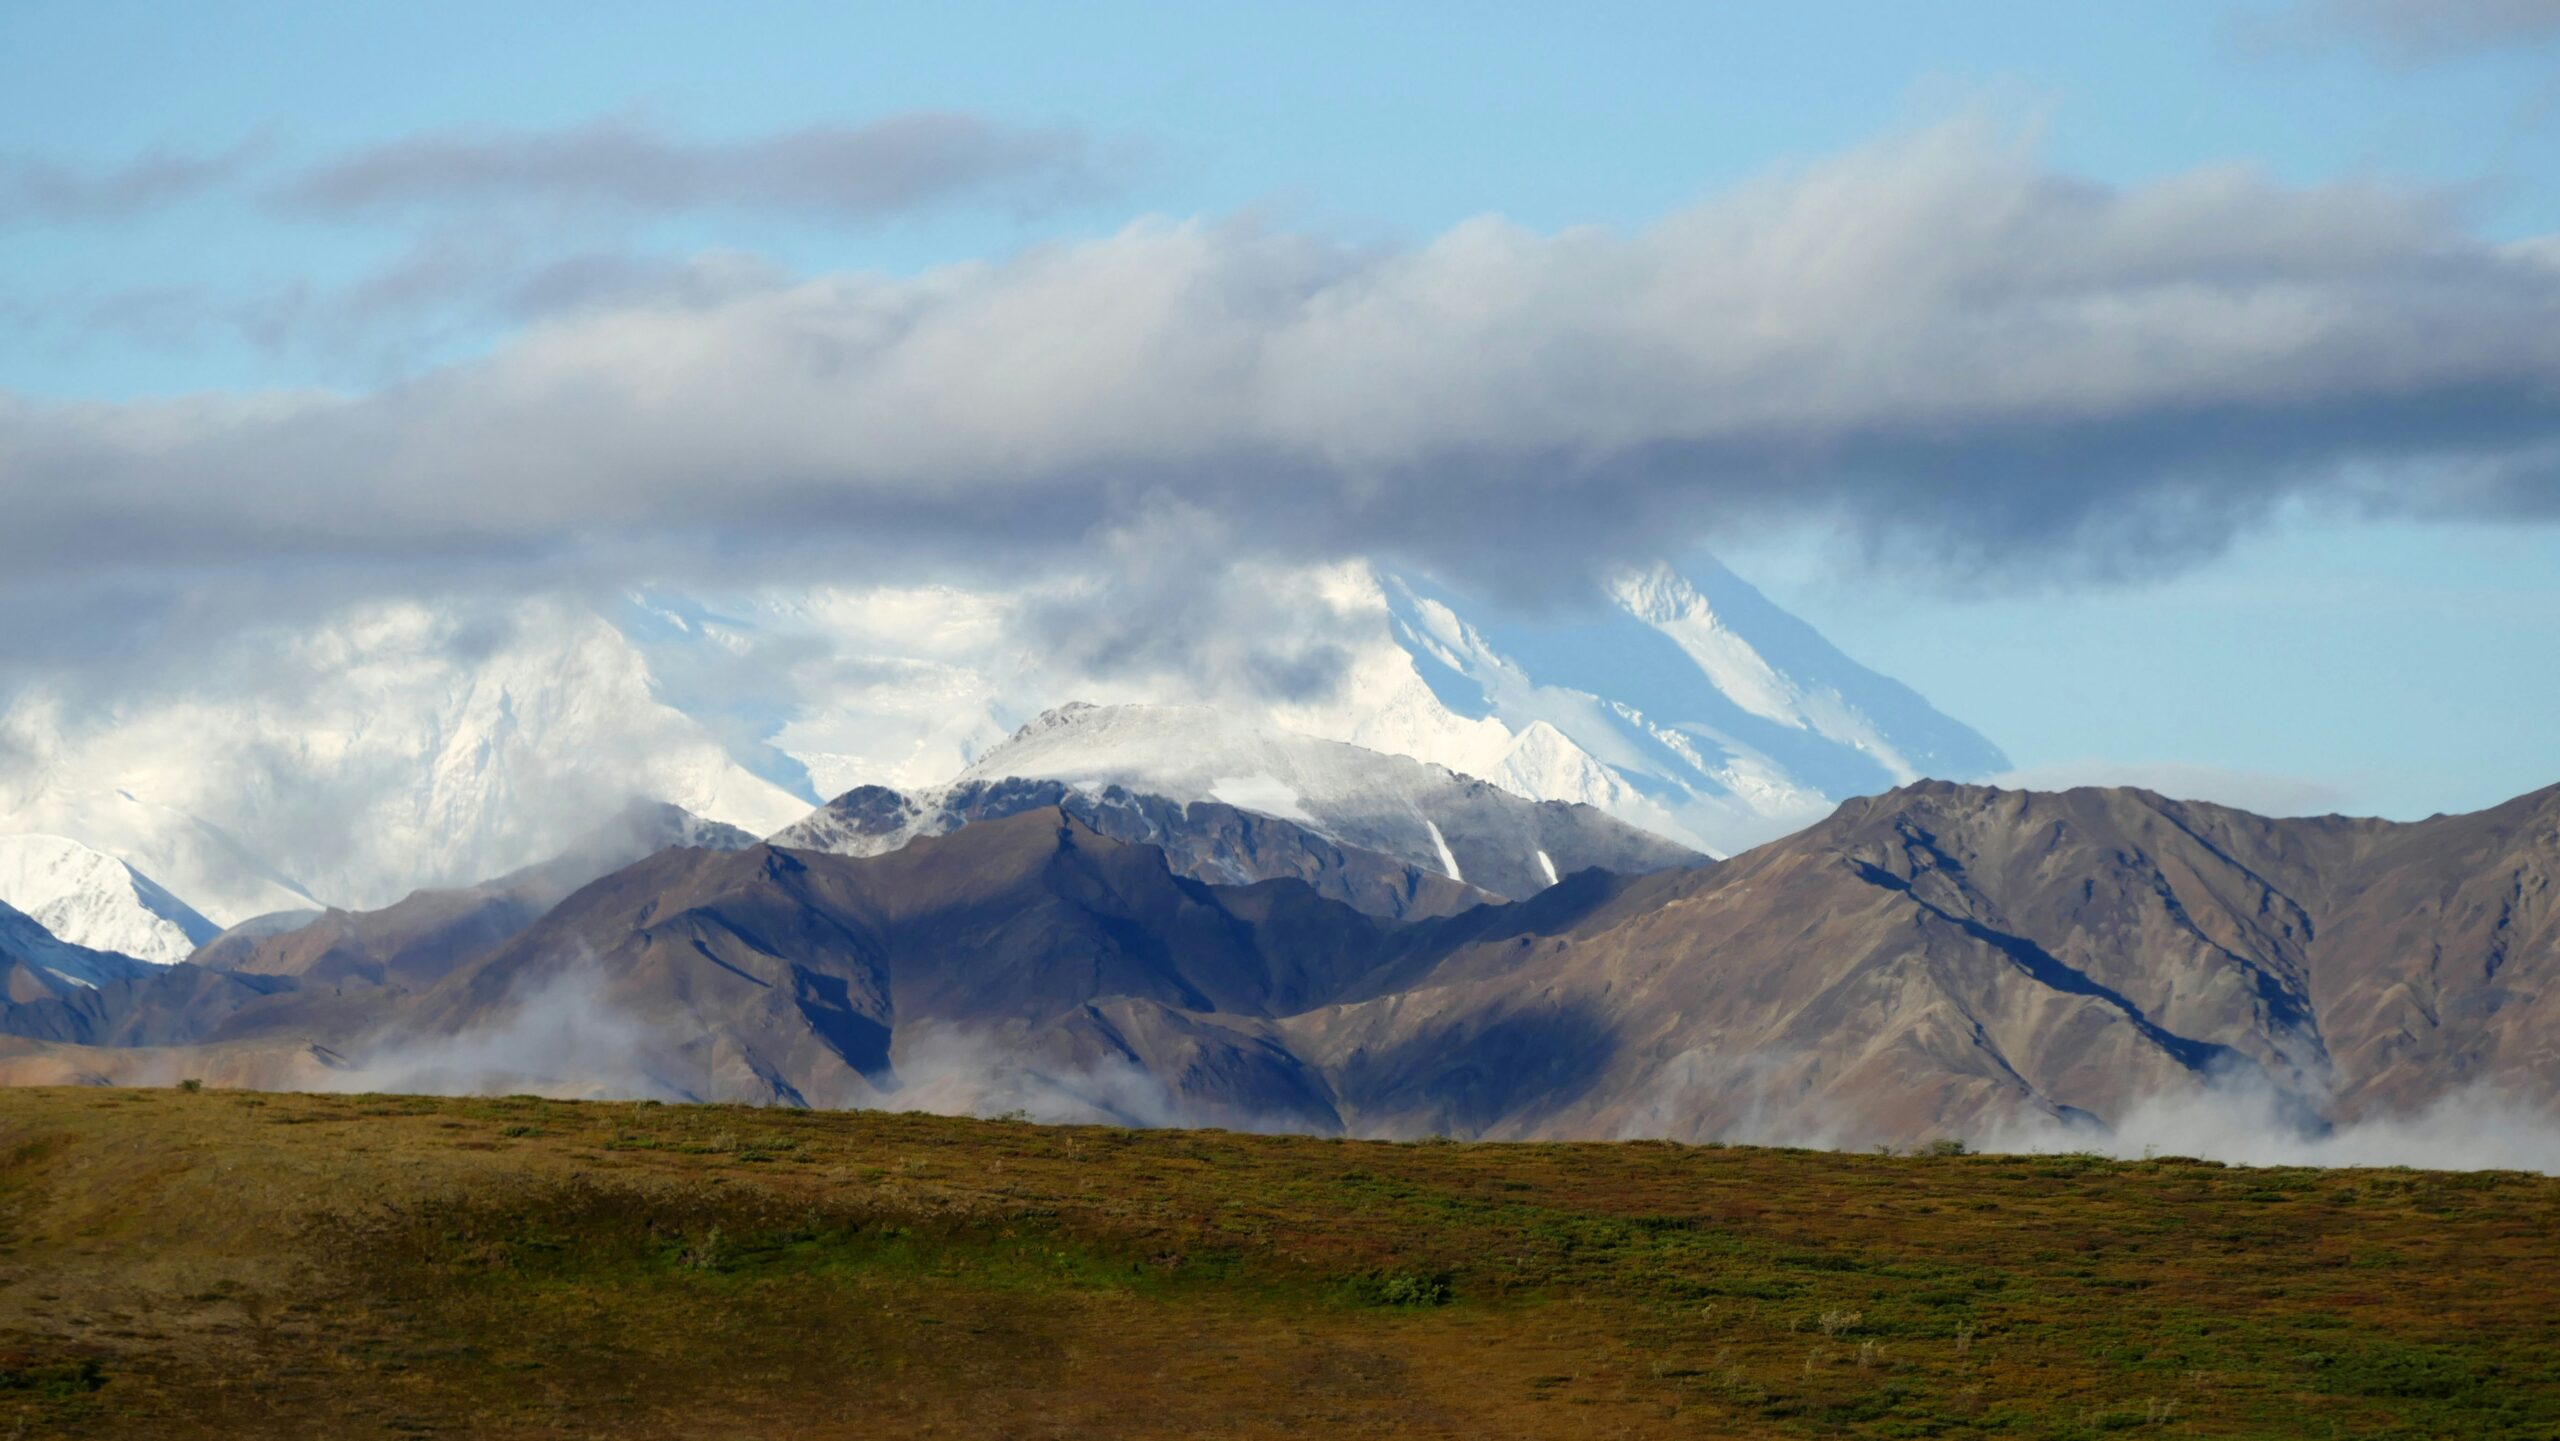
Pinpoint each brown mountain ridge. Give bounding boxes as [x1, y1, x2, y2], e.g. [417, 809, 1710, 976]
[0, 780, 2550, 1150]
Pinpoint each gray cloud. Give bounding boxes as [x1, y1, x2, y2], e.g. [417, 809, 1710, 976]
[279, 112, 1111, 221]
[6, 119, 2560, 655]
[1019, 503, 1369, 705]
[0, 139, 262, 225]
[2280, 0, 2560, 58]
[5, 113, 1113, 372]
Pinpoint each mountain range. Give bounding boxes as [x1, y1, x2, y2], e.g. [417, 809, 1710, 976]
[0, 558, 2003, 922]
[1, 554, 2542, 1158]
[771, 702, 1700, 912]
[0, 774, 2548, 1153]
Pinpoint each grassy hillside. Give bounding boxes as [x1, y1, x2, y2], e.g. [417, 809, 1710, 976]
[0, 1088, 2554, 1438]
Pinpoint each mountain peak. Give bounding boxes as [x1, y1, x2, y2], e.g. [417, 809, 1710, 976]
[0, 833, 217, 966]
[0, 895, 156, 996]
[0, 555, 2002, 915]
[1016, 701, 1104, 739]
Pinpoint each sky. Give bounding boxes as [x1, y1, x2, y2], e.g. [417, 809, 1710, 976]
[3, 0, 2558, 820]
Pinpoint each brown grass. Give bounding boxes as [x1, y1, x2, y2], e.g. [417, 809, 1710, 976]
[0, 1086, 2554, 1437]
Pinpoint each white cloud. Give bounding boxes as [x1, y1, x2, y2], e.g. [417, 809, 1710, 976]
[6, 116, 2559, 643]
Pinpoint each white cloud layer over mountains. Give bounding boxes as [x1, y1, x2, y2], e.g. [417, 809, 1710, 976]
[6, 117, 2560, 675]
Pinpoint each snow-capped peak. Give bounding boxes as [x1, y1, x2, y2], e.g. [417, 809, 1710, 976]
[1354, 560, 2007, 852]
[940, 700, 1699, 898]
[0, 553, 2004, 911]
[0, 833, 218, 966]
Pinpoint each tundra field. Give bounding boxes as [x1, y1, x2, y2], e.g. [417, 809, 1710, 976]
[0, 1087, 2555, 1438]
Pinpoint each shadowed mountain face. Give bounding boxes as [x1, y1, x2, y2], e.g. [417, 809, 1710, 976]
[0, 899, 154, 1004]
[391, 811, 1543, 1128]
[1, 783, 2553, 1150]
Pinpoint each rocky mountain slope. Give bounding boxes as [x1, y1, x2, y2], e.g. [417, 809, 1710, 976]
[775, 776, 1496, 920]
[1301, 779, 2558, 1144]
[192, 801, 755, 990]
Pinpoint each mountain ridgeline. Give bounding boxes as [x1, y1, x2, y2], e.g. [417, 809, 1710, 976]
[0, 774, 2551, 1150]
[773, 702, 1708, 905]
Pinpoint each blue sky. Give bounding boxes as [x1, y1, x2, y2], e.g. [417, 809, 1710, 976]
[3, 0, 2557, 818]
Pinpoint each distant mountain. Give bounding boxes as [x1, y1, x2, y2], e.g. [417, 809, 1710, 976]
[0, 792, 316, 932]
[616, 560, 2009, 860]
[1366, 563, 2011, 850]
[195, 801, 755, 990]
[0, 833, 218, 965]
[772, 703, 1700, 906]
[775, 777, 1496, 920]
[0, 600, 811, 919]
[9, 781, 2553, 1152]
[0, 558, 1998, 917]
[399, 812, 1395, 1120]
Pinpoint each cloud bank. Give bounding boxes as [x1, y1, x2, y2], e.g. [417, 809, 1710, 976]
[6, 118, 2560, 664]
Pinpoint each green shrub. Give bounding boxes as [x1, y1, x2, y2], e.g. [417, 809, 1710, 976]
[1346, 1268, 1453, 1308]
[0, 1355, 105, 1397]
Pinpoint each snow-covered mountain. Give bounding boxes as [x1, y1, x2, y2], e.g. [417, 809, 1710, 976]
[773, 702, 1701, 901]
[0, 897, 155, 998]
[1348, 561, 2012, 852]
[0, 600, 811, 919]
[0, 557, 2002, 912]
[0, 834, 218, 965]
[613, 560, 2005, 858]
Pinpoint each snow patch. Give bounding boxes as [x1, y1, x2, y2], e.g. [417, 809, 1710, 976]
[1423, 820, 1463, 883]
[1207, 775, 1314, 824]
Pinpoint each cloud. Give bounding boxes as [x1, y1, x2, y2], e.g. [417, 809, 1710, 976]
[0, 139, 263, 225]
[5, 112, 1113, 372]
[1628, 1043, 2560, 1173]
[1017, 503, 1372, 705]
[322, 964, 684, 1101]
[325, 979, 2560, 1170]
[278, 112, 1112, 222]
[1981, 1076, 2560, 1174]
[2281, 0, 2560, 59]
[6, 117, 2560, 658]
